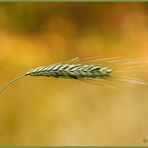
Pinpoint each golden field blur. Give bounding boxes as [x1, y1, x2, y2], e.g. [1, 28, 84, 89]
[0, 3, 148, 146]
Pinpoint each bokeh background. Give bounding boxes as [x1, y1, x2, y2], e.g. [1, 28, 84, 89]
[0, 2, 148, 146]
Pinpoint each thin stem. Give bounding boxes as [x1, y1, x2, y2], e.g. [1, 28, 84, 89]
[0, 74, 26, 94]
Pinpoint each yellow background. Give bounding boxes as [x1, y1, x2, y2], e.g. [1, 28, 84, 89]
[0, 3, 148, 146]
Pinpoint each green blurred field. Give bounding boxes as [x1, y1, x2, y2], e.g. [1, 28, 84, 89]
[0, 2, 148, 146]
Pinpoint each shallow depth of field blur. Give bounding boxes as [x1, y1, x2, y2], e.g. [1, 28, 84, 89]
[0, 2, 148, 146]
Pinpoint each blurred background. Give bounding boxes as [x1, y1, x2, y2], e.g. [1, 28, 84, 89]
[0, 2, 148, 146]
